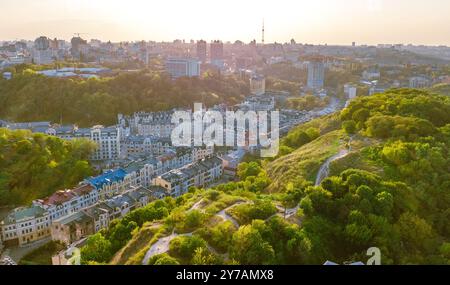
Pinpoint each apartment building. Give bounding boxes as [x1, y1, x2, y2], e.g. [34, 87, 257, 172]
[4, 124, 120, 162]
[85, 169, 131, 200]
[123, 148, 195, 188]
[120, 136, 173, 158]
[1, 206, 51, 247]
[74, 126, 121, 161]
[33, 184, 98, 221]
[165, 58, 201, 78]
[409, 76, 432, 89]
[50, 186, 161, 245]
[50, 211, 95, 246]
[250, 74, 266, 96]
[153, 156, 223, 197]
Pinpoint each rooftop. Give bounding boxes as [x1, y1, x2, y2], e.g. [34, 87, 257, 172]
[87, 169, 127, 189]
[42, 190, 76, 206]
[71, 184, 96, 197]
[54, 211, 91, 226]
[2, 206, 47, 225]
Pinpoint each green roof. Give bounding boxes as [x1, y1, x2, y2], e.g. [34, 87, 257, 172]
[3, 206, 47, 225]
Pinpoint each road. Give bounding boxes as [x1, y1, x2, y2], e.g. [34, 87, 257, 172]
[1, 237, 52, 264]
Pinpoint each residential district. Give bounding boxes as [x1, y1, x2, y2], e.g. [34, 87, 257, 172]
[0, 35, 449, 265]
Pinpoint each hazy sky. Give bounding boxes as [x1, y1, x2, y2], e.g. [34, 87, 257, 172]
[1, 0, 450, 45]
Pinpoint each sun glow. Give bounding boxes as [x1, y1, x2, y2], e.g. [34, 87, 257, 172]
[1, 0, 450, 45]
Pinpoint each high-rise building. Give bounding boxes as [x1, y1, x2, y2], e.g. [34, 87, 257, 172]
[344, 84, 357, 99]
[210, 40, 224, 67]
[307, 60, 325, 90]
[33, 36, 53, 65]
[165, 58, 201, 78]
[250, 74, 266, 96]
[70, 37, 88, 58]
[196, 40, 207, 63]
[34, 36, 50, 50]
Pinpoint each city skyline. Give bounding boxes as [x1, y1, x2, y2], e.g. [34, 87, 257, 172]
[1, 0, 450, 46]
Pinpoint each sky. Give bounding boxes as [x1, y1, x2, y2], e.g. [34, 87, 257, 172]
[1, 0, 450, 45]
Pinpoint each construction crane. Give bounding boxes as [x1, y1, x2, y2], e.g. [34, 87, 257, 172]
[73, 33, 89, 38]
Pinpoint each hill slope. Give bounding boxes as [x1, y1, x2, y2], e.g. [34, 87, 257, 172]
[79, 89, 450, 265]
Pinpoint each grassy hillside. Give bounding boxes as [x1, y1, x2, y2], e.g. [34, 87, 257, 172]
[78, 89, 450, 265]
[267, 130, 344, 191]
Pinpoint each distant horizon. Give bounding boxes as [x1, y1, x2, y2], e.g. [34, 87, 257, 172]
[1, 36, 449, 48]
[1, 0, 450, 46]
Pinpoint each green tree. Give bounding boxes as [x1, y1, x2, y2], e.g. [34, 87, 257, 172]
[80, 233, 113, 264]
[230, 224, 275, 265]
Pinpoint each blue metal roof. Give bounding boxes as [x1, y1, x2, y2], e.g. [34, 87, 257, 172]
[87, 169, 127, 189]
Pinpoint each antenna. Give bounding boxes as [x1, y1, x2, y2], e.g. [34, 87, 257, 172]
[262, 19, 265, 45]
[73, 33, 89, 38]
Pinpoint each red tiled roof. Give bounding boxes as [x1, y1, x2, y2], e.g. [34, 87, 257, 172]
[71, 184, 95, 196]
[43, 190, 76, 206]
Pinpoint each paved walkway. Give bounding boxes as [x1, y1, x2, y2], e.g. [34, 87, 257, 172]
[141, 200, 250, 264]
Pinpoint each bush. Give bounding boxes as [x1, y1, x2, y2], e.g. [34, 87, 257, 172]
[169, 235, 208, 261]
[342, 120, 357, 134]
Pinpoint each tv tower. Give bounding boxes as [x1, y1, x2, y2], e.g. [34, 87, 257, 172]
[262, 19, 265, 45]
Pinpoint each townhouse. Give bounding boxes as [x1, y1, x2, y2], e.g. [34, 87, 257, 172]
[153, 156, 223, 197]
[118, 111, 177, 138]
[33, 184, 98, 221]
[1, 206, 51, 247]
[123, 148, 195, 189]
[50, 186, 163, 245]
[120, 135, 173, 158]
[51, 211, 95, 246]
[85, 169, 131, 200]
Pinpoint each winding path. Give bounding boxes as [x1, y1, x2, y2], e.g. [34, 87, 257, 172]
[315, 136, 354, 186]
[216, 202, 248, 228]
[141, 201, 249, 265]
[142, 231, 193, 265]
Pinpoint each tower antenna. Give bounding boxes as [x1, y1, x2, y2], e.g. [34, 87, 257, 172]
[262, 19, 265, 45]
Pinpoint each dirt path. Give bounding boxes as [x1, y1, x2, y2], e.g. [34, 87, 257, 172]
[315, 136, 354, 186]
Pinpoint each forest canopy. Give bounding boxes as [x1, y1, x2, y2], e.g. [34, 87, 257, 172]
[0, 71, 249, 127]
[0, 128, 96, 206]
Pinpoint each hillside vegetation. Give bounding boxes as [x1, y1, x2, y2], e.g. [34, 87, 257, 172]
[0, 71, 248, 127]
[79, 89, 450, 265]
[0, 128, 96, 206]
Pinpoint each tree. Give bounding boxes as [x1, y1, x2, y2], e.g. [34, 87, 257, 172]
[352, 108, 370, 124]
[191, 248, 218, 265]
[80, 233, 113, 264]
[395, 212, 436, 253]
[169, 235, 208, 260]
[108, 221, 138, 252]
[230, 224, 275, 265]
[342, 120, 357, 134]
[237, 162, 263, 180]
[0, 128, 95, 206]
[208, 221, 236, 252]
[148, 254, 180, 265]
[184, 210, 204, 231]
